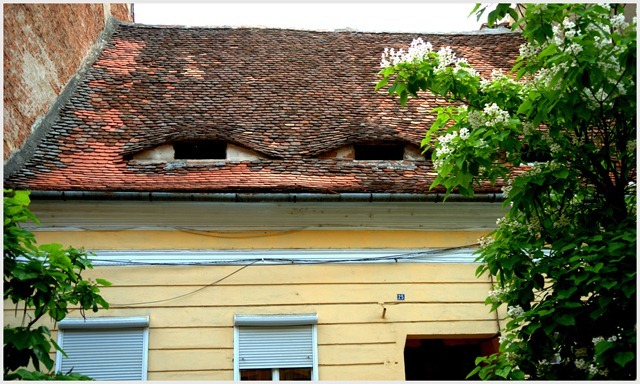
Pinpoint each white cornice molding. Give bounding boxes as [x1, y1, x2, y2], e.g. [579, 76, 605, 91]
[26, 200, 507, 232]
[89, 248, 481, 265]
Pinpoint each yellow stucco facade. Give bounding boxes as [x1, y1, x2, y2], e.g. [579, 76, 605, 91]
[4, 199, 508, 380]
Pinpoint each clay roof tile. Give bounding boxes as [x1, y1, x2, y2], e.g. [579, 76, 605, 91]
[5, 24, 523, 194]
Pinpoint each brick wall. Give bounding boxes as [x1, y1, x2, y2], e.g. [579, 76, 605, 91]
[3, 3, 132, 161]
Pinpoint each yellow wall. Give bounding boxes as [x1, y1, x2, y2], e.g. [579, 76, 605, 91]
[32, 229, 487, 250]
[6, 262, 502, 380]
[6, 227, 503, 380]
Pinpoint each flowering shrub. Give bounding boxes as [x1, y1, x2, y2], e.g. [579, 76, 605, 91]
[377, 3, 636, 380]
[4, 190, 111, 380]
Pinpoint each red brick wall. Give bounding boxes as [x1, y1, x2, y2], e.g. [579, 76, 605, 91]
[3, 3, 131, 161]
[110, 4, 134, 22]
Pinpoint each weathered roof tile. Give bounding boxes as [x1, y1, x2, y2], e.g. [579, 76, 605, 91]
[5, 23, 524, 194]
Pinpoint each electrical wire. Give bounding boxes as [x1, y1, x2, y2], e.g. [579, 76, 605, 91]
[89, 244, 482, 266]
[109, 259, 260, 307]
[15, 246, 486, 309]
[175, 227, 311, 238]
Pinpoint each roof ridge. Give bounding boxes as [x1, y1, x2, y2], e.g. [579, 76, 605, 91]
[116, 21, 520, 36]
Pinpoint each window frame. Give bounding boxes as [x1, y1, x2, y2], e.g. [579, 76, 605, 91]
[55, 316, 150, 380]
[233, 314, 319, 381]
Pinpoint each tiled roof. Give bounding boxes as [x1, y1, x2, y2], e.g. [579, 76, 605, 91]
[5, 23, 524, 194]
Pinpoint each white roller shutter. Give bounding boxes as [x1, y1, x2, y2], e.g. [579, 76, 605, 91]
[234, 314, 319, 379]
[238, 326, 314, 369]
[56, 317, 149, 381]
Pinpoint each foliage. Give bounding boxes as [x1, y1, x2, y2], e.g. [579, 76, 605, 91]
[4, 189, 111, 380]
[376, 3, 636, 380]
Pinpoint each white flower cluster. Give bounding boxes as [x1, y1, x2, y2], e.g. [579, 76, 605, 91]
[380, 39, 480, 79]
[435, 131, 458, 157]
[507, 305, 525, 318]
[565, 42, 583, 55]
[522, 122, 535, 136]
[435, 46, 456, 72]
[552, 214, 570, 229]
[501, 179, 513, 198]
[574, 358, 588, 370]
[610, 13, 629, 29]
[533, 62, 571, 91]
[484, 103, 510, 124]
[527, 216, 543, 237]
[380, 38, 434, 68]
[529, 14, 592, 91]
[488, 285, 507, 301]
[496, 215, 530, 235]
[575, 358, 609, 377]
[519, 42, 539, 59]
[453, 58, 479, 77]
[627, 140, 636, 152]
[479, 69, 519, 92]
[523, 160, 563, 176]
[581, 87, 611, 109]
[578, 327, 627, 377]
[467, 103, 511, 130]
[549, 142, 562, 154]
[490, 69, 506, 81]
[432, 127, 473, 164]
[536, 358, 555, 377]
[593, 331, 622, 346]
[577, 9, 636, 108]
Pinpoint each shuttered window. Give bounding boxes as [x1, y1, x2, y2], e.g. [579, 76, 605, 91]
[56, 316, 149, 381]
[234, 314, 318, 381]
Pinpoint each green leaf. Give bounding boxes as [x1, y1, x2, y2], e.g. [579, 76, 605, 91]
[465, 365, 481, 379]
[95, 278, 112, 287]
[38, 243, 64, 254]
[12, 267, 40, 280]
[11, 190, 31, 206]
[621, 283, 636, 299]
[613, 351, 635, 367]
[375, 77, 388, 91]
[555, 314, 575, 326]
[495, 366, 512, 378]
[553, 168, 569, 179]
[594, 340, 614, 355]
[537, 43, 558, 59]
[511, 370, 526, 380]
[399, 90, 408, 106]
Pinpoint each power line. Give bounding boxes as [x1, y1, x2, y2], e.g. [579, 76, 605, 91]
[89, 245, 482, 266]
[110, 259, 260, 307]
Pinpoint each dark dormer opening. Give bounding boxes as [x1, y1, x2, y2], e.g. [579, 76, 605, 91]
[521, 144, 551, 163]
[354, 143, 405, 160]
[129, 141, 265, 162]
[174, 141, 226, 160]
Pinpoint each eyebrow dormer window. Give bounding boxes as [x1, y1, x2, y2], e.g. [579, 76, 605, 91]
[319, 143, 426, 161]
[130, 141, 265, 162]
[354, 143, 404, 160]
[174, 141, 226, 160]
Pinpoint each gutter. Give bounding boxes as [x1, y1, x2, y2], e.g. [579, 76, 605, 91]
[28, 190, 505, 203]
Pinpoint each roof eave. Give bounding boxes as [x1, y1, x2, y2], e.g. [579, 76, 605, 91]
[27, 190, 504, 203]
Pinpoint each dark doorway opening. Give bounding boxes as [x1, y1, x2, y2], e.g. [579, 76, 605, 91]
[404, 336, 499, 380]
